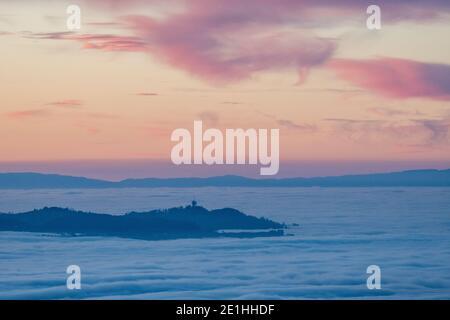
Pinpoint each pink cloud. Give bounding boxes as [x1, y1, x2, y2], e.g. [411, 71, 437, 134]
[122, 14, 335, 84]
[6, 100, 84, 119]
[6, 109, 50, 119]
[325, 117, 450, 147]
[23, 1, 450, 85]
[27, 32, 147, 52]
[46, 99, 83, 108]
[82, 0, 450, 22]
[136, 92, 158, 96]
[74, 34, 147, 52]
[328, 58, 450, 100]
[27, 22, 335, 85]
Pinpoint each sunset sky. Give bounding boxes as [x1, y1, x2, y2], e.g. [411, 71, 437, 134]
[1, 0, 450, 179]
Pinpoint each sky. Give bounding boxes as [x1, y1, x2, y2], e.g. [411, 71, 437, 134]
[1, 0, 450, 179]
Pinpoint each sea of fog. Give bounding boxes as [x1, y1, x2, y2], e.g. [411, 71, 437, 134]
[1, 187, 450, 299]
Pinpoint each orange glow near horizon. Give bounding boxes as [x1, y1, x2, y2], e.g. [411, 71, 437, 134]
[1, 1, 450, 177]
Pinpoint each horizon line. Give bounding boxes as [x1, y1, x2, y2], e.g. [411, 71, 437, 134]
[1, 167, 449, 183]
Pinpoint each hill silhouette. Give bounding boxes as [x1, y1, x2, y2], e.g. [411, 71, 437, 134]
[0, 203, 285, 240]
[0, 169, 449, 188]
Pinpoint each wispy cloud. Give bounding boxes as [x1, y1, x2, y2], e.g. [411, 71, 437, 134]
[6, 99, 83, 120]
[85, 112, 119, 119]
[259, 111, 316, 132]
[86, 21, 123, 27]
[197, 111, 220, 126]
[328, 58, 450, 101]
[136, 92, 158, 96]
[82, 0, 450, 22]
[21, 1, 450, 86]
[367, 107, 426, 118]
[25, 31, 148, 52]
[124, 14, 335, 84]
[46, 99, 83, 108]
[221, 101, 242, 105]
[326, 117, 450, 147]
[6, 109, 50, 119]
[415, 119, 450, 145]
[277, 119, 316, 131]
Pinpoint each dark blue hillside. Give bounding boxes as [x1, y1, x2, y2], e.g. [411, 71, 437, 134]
[0, 203, 285, 240]
[1, 169, 449, 188]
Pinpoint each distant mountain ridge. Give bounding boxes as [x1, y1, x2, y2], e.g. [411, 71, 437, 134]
[0, 204, 285, 240]
[0, 169, 449, 188]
